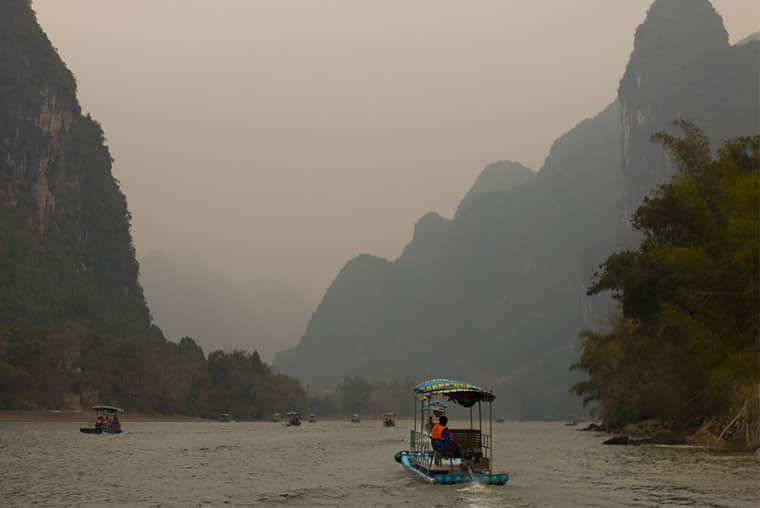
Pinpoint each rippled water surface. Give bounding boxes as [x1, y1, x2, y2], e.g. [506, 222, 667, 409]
[1, 420, 758, 507]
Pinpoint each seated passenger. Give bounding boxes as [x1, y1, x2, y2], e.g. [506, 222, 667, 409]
[95, 416, 104, 429]
[110, 414, 121, 432]
[431, 416, 461, 458]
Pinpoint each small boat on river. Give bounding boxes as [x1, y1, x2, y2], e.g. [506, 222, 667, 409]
[383, 412, 396, 427]
[351, 414, 360, 423]
[308, 413, 317, 423]
[285, 411, 302, 426]
[395, 378, 509, 486]
[218, 412, 235, 423]
[80, 405, 125, 434]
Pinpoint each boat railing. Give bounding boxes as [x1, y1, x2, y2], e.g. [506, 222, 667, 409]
[481, 431, 492, 463]
[410, 429, 432, 455]
[411, 429, 491, 454]
[411, 428, 493, 472]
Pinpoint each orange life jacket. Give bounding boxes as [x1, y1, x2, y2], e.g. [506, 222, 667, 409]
[431, 423, 446, 440]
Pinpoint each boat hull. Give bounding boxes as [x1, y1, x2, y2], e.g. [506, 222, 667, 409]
[396, 451, 509, 486]
[80, 427, 125, 434]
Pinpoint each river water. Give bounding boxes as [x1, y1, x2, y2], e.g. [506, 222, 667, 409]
[1, 419, 758, 507]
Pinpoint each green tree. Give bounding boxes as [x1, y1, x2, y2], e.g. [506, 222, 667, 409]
[573, 121, 759, 428]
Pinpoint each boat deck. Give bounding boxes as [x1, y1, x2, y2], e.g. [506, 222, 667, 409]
[400, 451, 508, 485]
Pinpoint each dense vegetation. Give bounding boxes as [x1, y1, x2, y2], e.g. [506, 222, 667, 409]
[0, 319, 314, 417]
[0, 317, 420, 418]
[572, 123, 759, 441]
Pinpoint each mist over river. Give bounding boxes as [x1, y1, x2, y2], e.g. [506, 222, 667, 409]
[1, 420, 758, 507]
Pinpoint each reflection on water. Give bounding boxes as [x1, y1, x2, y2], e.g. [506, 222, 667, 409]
[0, 420, 757, 507]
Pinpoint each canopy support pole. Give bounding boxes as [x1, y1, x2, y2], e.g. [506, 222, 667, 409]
[489, 400, 493, 472]
[420, 399, 424, 436]
[470, 407, 473, 429]
[413, 398, 417, 449]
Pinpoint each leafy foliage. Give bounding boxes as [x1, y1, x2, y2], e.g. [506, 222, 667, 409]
[573, 122, 759, 428]
[0, 318, 310, 417]
[190, 349, 306, 418]
[0, 320, 79, 408]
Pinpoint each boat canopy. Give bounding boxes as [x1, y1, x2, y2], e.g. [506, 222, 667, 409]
[423, 401, 447, 412]
[286, 411, 300, 416]
[414, 378, 495, 407]
[91, 405, 123, 413]
[383, 412, 396, 417]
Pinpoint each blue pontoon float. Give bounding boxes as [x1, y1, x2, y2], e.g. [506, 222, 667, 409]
[395, 378, 509, 486]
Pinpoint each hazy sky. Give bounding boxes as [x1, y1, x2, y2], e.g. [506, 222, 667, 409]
[34, 0, 759, 306]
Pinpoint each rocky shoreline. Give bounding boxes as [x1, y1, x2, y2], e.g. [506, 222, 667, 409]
[584, 417, 760, 453]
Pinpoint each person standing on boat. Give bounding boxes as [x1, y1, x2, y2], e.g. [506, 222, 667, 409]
[431, 416, 461, 458]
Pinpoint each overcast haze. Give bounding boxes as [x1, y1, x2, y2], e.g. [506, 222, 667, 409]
[33, 0, 759, 308]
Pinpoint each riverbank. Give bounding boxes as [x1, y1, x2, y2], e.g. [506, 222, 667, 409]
[0, 410, 412, 423]
[589, 414, 760, 453]
[0, 410, 207, 423]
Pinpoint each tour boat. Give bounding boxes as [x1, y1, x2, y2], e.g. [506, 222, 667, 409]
[395, 379, 509, 486]
[383, 412, 396, 427]
[285, 411, 302, 426]
[80, 405, 125, 434]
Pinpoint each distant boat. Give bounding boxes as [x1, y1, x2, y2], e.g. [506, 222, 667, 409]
[565, 416, 578, 426]
[383, 412, 396, 427]
[271, 412, 282, 422]
[218, 412, 234, 423]
[80, 405, 125, 434]
[351, 414, 360, 423]
[285, 411, 302, 426]
[496, 416, 505, 424]
[308, 413, 317, 423]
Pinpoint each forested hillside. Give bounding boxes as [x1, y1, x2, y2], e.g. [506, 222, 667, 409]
[0, 0, 150, 338]
[0, 0, 305, 416]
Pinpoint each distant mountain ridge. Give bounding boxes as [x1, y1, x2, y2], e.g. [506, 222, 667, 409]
[276, 0, 760, 417]
[619, 0, 758, 238]
[276, 101, 623, 417]
[736, 31, 760, 46]
[140, 248, 310, 362]
[457, 161, 535, 215]
[0, 1, 310, 414]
